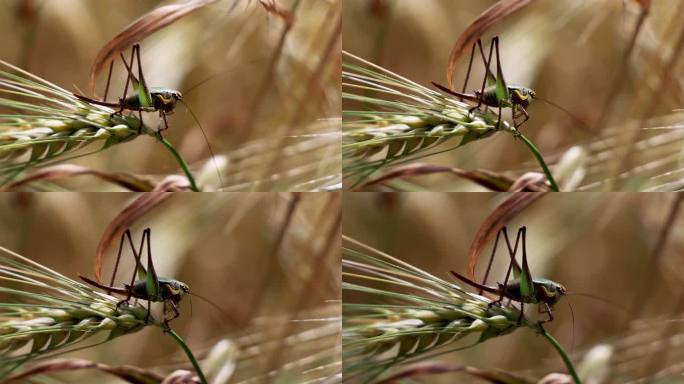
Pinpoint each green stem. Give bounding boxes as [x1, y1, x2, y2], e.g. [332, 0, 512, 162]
[538, 324, 581, 384]
[165, 327, 208, 384]
[516, 133, 560, 192]
[157, 137, 200, 192]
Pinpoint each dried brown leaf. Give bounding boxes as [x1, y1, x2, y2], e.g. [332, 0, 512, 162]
[508, 172, 550, 192]
[467, 192, 545, 279]
[446, 0, 534, 89]
[537, 373, 573, 384]
[89, 0, 218, 92]
[358, 163, 516, 191]
[259, 0, 295, 26]
[0, 164, 156, 192]
[94, 192, 173, 282]
[4, 358, 164, 384]
[161, 370, 200, 384]
[377, 361, 533, 384]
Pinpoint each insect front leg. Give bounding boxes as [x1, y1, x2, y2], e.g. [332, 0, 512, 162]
[539, 302, 554, 323]
[157, 111, 169, 139]
[516, 106, 530, 129]
[162, 301, 180, 327]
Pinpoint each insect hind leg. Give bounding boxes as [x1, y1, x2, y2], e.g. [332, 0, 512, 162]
[468, 38, 495, 116]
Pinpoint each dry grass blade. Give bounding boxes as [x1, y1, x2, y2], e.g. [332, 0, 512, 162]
[0, 246, 150, 379]
[446, 0, 534, 89]
[467, 192, 545, 279]
[4, 358, 165, 384]
[89, 0, 218, 91]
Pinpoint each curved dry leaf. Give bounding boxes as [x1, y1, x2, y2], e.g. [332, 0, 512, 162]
[377, 361, 533, 384]
[0, 164, 156, 192]
[4, 358, 164, 384]
[94, 192, 173, 282]
[446, 0, 534, 89]
[89, 0, 218, 92]
[509, 172, 550, 192]
[467, 192, 545, 279]
[537, 373, 573, 384]
[161, 370, 199, 384]
[358, 163, 516, 191]
[259, 0, 295, 26]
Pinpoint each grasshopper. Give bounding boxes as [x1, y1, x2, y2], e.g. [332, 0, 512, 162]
[74, 44, 183, 134]
[451, 226, 566, 324]
[79, 228, 189, 326]
[432, 36, 536, 130]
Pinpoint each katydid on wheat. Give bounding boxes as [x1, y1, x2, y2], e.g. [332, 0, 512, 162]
[74, 44, 182, 135]
[433, 36, 590, 133]
[451, 226, 567, 325]
[432, 36, 536, 131]
[79, 228, 189, 326]
[73, 43, 223, 189]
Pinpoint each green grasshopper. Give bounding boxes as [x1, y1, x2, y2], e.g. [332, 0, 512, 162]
[432, 36, 536, 130]
[451, 226, 566, 324]
[74, 44, 183, 134]
[79, 228, 189, 325]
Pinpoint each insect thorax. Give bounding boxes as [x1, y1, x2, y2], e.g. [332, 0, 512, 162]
[500, 278, 565, 305]
[477, 85, 535, 108]
[128, 278, 189, 303]
[122, 88, 182, 113]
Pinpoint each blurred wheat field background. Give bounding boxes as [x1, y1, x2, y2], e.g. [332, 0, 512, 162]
[0, 0, 341, 191]
[342, 0, 684, 191]
[343, 193, 684, 383]
[0, 192, 341, 383]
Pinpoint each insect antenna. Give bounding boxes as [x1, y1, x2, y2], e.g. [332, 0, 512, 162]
[534, 96, 592, 135]
[188, 293, 193, 320]
[568, 299, 575, 356]
[188, 292, 237, 326]
[179, 100, 225, 191]
[181, 58, 269, 97]
[566, 292, 628, 314]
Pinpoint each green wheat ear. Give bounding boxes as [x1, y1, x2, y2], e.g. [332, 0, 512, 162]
[0, 59, 152, 185]
[342, 51, 513, 187]
[342, 240, 526, 383]
[0, 246, 151, 379]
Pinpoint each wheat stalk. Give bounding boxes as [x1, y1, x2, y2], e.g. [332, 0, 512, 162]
[342, 237, 525, 383]
[0, 246, 150, 379]
[0, 59, 151, 185]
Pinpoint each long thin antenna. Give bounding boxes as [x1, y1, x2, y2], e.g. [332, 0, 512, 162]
[568, 300, 575, 356]
[535, 96, 592, 134]
[180, 100, 225, 191]
[566, 292, 628, 314]
[188, 292, 237, 327]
